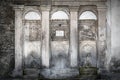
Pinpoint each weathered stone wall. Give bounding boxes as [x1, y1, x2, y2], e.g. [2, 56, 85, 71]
[0, 0, 14, 77]
[0, 0, 120, 78]
[107, 0, 120, 72]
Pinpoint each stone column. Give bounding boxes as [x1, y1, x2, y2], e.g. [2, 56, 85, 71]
[13, 5, 24, 76]
[41, 5, 50, 68]
[97, 6, 107, 69]
[70, 7, 78, 67]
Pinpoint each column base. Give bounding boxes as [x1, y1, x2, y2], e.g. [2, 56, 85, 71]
[12, 69, 23, 78]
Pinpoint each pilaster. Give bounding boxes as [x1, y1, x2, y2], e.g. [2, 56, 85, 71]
[69, 6, 79, 67]
[13, 5, 24, 77]
[41, 5, 51, 68]
[97, 6, 107, 69]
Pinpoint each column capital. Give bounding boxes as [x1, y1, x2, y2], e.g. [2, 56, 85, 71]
[40, 5, 51, 11]
[13, 5, 24, 11]
[69, 6, 79, 12]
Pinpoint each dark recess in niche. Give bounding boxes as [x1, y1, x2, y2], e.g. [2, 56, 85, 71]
[59, 24, 61, 27]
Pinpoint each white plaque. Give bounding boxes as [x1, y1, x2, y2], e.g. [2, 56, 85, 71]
[56, 30, 64, 37]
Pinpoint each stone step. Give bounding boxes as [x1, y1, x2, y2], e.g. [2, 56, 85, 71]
[79, 75, 97, 80]
[23, 68, 39, 78]
[24, 68, 39, 74]
[24, 74, 38, 79]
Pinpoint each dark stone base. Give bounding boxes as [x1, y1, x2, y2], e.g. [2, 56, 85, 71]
[1, 73, 120, 80]
[79, 67, 98, 80]
[40, 68, 79, 79]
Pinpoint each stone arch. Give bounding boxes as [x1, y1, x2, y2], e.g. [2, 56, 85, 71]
[24, 11, 41, 20]
[79, 5, 98, 20]
[79, 11, 97, 20]
[82, 44, 94, 53]
[22, 7, 41, 20]
[50, 8, 70, 20]
[80, 41, 96, 53]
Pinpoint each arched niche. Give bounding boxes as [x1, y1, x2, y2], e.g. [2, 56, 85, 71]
[24, 11, 41, 20]
[79, 11, 97, 20]
[22, 10, 42, 69]
[51, 11, 69, 20]
[50, 10, 70, 69]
